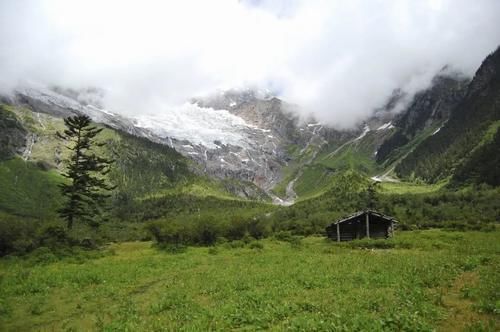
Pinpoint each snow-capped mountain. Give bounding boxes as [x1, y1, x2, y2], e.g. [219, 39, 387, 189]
[4, 59, 487, 202]
[133, 100, 288, 191]
[5, 85, 333, 200]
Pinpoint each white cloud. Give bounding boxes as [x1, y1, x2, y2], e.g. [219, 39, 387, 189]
[0, 0, 499, 128]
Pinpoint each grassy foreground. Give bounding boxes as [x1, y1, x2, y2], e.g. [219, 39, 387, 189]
[0, 230, 498, 331]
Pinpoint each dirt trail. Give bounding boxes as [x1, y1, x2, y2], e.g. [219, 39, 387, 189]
[438, 271, 495, 331]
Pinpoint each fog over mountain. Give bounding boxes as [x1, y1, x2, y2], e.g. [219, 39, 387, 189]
[1, 0, 499, 128]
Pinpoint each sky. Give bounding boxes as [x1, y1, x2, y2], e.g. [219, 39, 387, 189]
[0, 0, 499, 128]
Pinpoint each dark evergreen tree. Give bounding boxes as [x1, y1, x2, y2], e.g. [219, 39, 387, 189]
[364, 181, 379, 210]
[57, 115, 114, 229]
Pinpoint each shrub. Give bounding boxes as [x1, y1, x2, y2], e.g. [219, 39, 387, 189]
[273, 231, 303, 249]
[274, 231, 294, 242]
[246, 217, 271, 239]
[241, 233, 256, 244]
[158, 243, 187, 254]
[224, 240, 245, 249]
[146, 220, 190, 247]
[10, 238, 37, 255]
[192, 216, 220, 246]
[28, 247, 59, 264]
[226, 218, 247, 240]
[225, 217, 271, 241]
[479, 223, 495, 232]
[248, 241, 264, 250]
[216, 237, 228, 245]
[37, 225, 75, 249]
[80, 237, 97, 249]
[208, 247, 219, 255]
[0, 217, 37, 256]
[289, 236, 303, 249]
[0, 297, 11, 316]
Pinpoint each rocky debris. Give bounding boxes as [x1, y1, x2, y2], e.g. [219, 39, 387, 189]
[22, 133, 37, 161]
[0, 105, 28, 160]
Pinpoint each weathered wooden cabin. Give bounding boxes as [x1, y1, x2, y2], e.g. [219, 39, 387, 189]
[326, 210, 397, 241]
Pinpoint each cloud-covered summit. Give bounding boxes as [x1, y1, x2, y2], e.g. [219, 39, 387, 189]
[1, 0, 499, 128]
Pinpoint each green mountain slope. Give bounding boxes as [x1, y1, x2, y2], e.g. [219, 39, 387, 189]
[0, 158, 63, 219]
[0, 104, 270, 223]
[376, 74, 469, 166]
[451, 120, 500, 186]
[396, 47, 500, 184]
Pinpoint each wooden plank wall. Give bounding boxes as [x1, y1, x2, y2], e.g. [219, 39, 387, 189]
[326, 214, 391, 241]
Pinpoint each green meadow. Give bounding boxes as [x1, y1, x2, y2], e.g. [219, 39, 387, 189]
[0, 230, 498, 331]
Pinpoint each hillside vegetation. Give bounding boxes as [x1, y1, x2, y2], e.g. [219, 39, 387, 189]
[0, 104, 275, 254]
[396, 48, 500, 184]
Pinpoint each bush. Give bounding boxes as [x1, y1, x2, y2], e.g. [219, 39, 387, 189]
[28, 246, 59, 264]
[479, 224, 495, 232]
[38, 225, 74, 248]
[207, 247, 219, 255]
[216, 237, 228, 245]
[224, 240, 245, 249]
[226, 218, 247, 240]
[246, 217, 271, 239]
[146, 220, 190, 247]
[158, 243, 187, 254]
[0, 297, 10, 316]
[274, 231, 294, 242]
[10, 238, 36, 255]
[289, 236, 303, 249]
[274, 231, 303, 249]
[241, 233, 256, 244]
[248, 241, 264, 250]
[225, 217, 271, 241]
[0, 217, 37, 255]
[80, 237, 97, 249]
[192, 216, 220, 246]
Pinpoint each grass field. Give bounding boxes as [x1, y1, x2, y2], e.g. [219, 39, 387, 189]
[0, 230, 498, 331]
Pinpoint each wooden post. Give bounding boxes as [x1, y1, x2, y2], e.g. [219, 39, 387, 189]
[390, 222, 394, 238]
[366, 212, 370, 239]
[336, 223, 340, 242]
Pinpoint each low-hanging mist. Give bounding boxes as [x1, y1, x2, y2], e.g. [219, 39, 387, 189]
[1, 0, 499, 128]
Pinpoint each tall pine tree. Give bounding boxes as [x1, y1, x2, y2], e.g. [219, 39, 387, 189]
[57, 115, 114, 229]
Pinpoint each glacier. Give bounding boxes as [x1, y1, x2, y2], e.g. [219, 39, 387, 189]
[134, 103, 255, 149]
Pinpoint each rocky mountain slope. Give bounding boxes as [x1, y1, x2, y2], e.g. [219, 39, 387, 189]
[0, 102, 271, 223]
[3, 84, 348, 203]
[375, 71, 470, 166]
[396, 46, 500, 185]
[2, 46, 499, 204]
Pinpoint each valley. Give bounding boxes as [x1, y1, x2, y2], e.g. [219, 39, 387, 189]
[0, 17, 499, 332]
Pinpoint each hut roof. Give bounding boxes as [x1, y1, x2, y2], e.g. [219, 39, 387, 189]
[333, 210, 398, 225]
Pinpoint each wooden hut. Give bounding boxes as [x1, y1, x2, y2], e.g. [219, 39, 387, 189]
[326, 210, 398, 242]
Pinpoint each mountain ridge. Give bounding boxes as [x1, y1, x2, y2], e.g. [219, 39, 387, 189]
[1, 46, 499, 204]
